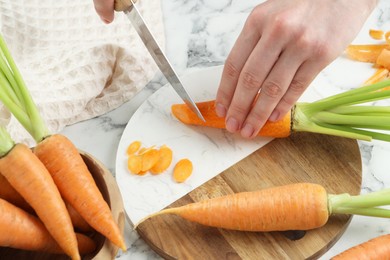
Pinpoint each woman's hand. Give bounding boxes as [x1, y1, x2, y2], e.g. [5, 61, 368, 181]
[215, 0, 378, 138]
[93, 0, 115, 23]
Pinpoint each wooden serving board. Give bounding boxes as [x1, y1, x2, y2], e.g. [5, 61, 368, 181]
[136, 132, 362, 260]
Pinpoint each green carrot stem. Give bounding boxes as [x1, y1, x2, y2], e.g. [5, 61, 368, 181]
[310, 79, 390, 105]
[332, 207, 390, 218]
[312, 112, 390, 129]
[315, 122, 390, 142]
[0, 57, 24, 108]
[0, 35, 49, 142]
[0, 126, 14, 157]
[330, 106, 390, 115]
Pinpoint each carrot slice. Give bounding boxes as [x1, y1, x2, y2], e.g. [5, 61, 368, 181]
[173, 159, 193, 183]
[141, 148, 160, 172]
[171, 100, 291, 138]
[127, 141, 142, 155]
[376, 48, 390, 69]
[369, 29, 384, 40]
[150, 145, 173, 174]
[34, 134, 126, 251]
[346, 44, 389, 63]
[128, 154, 143, 174]
[0, 144, 79, 259]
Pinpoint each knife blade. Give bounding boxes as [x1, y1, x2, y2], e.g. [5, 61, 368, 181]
[114, 0, 205, 121]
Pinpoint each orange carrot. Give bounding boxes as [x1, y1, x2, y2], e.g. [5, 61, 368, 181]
[0, 173, 91, 232]
[171, 100, 292, 138]
[0, 198, 95, 255]
[0, 173, 32, 212]
[345, 44, 389, 63]
[34, 134, 126, 251]
[138, 183, 329, 231]
[0, 143, 79, 259]
[138, 183, 390, 232]
[126, 140, 142, 155]
[332, 234, 390, 259]
[127, 154, 143, 174]
[173, 159, 193, 183]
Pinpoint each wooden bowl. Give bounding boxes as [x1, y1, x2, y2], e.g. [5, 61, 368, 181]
[0, 151, 126, 260]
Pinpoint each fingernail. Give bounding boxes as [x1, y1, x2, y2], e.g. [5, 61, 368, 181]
[215, 103, 226, 117]
[101, 18, 111, 24]
[241, 123, 255, 138]
[226, 117, 239, 133]
[269, 111, 279, 121]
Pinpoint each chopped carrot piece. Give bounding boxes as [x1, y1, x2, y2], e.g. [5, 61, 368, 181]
[138, 171, 148, 176]
[369, 29, 384, 40]
[346, 44, 389, 63]
[150, 145, 173, 174]
[364, 68, 389, 85]
[138, 145, 156, 155]
[173, 159, 193, 183]
[141, 149, 160, 172]
[127, 141, 142, 155]
[127, 154, 142, 174]
[386, 31, 390, 45]
[376, 49, 390, 70]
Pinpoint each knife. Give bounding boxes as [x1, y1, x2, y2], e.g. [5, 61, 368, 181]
[114, 0, 205, 121]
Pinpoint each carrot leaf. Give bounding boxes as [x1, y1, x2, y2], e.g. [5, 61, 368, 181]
[0, 34, 49, 142]
[0, 126, 14, 157]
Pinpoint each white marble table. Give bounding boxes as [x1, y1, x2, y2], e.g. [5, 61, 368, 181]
[60, 0, 390, 259]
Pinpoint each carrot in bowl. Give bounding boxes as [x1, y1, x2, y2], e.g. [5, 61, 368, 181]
[172, 79, 390, 142]
[0, 198, 96, 255]
[331, 234, 390, 259]
[0, 127, 80, 260]
[137, 183, 390, 232]
[0, 34, 125, 251]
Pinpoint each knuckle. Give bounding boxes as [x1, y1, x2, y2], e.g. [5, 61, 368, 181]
[261, 81, 283, 99]
[241, 71, 262, 92]
[289, 78, 307, 94]
[223, 60, 240, 80]
[230, 103, 248, 116]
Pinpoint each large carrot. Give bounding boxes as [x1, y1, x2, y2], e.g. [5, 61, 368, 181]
[331, 234, 390, 259]
[0, 173, 92, 232]
[0, 140, 79, 260]
[138, 183, 390, 232]
[0, 34, 125, 251]
[0, 198, 96, 255]
[172, 79, 390, 142]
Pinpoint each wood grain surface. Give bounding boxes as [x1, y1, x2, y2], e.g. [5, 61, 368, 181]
[0, 151, 125, 260]
[136, 132, 362, 260]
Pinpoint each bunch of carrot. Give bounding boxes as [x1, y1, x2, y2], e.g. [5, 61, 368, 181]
[0, 34, 126, 258]
[137, 182, 390, 258]
[126, 141, 193, 183]
[346, 28, 390, 85]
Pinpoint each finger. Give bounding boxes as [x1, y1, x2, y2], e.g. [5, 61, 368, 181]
[269, 61, 324, 122]
[215, 7, 264, 118]
[93, 0, 115, 23]
[224, 32, 285, 134]
[240, 48, 304, 138]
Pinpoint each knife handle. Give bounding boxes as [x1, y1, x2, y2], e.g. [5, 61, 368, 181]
[114, 0, 137, 11]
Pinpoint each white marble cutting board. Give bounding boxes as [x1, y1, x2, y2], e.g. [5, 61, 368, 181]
[115, 65, 322, 225]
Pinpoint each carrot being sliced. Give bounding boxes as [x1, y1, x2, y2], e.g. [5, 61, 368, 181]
[171, 100, 292, 138]
[34, 134, 126, 251]
[0, 143, 79, 260]
[0, 198, 95, 255]
[137, 183, 390, 232]
[331, 234, 390, 259]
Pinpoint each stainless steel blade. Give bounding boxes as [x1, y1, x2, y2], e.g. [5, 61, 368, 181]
[117, 0, 205, 121]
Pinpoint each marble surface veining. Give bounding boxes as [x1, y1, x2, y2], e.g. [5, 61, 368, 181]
[60, 0, 390, 259]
